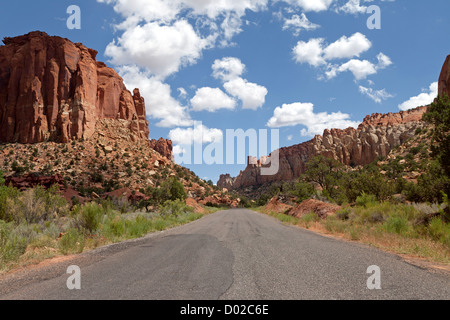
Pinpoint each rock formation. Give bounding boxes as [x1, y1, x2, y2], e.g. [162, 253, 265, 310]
[0, 31, 149, 144]
[217, 174, 236, 191]
[219, 107, 427, 190]
[149, 138, 173, 161]
[219, 52, 450, 191]
[218, 107, 429, 190]
[438, 55, 450, 97]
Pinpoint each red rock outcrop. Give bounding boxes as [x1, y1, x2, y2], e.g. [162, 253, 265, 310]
[265, 196, 294, 214]
[438, 55, 450, 97]
[186, 198, 206, 214]
[287, 199, 341, 220]
[0, 31, 149, 144]
[219, 106, 428, 190]
[149, 138, 173, 160]
[5, 174, 65, 190]
[102, 188, 148, 204]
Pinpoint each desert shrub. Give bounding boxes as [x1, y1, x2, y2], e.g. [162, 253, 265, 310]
[146, 177, 187, 207]
[8, 189, 46, 224]
[428, 218, 450, 247]
[125, 215, 153, 238]
[336, 208, 351, 221]
[300, 212, 319, 227]
[291, 179, 316, 203]
[383, 215, 411, 235]
[35, 185, 69, 218]
[238, 196, 252, 208]
[76, 202, 104, 233]
[161, 177, 187, 202]
[256, 193, 271, 207]
[355, 193, 377, 208]
[324, 216, 347, 233]
[0, 221, 29, 265]
[0, 185, 20, 222]
[5, 186, 69, 224]
[405, 160, 450, 203]
[102, 215, 125, 240]
[59, 228, 84, 255]
[159, 199, 193, 218]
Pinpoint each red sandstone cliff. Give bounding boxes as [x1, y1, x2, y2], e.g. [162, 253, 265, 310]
[0, 31, 149, 144]
[439, 55, 450, 98]
[219, 106, 428, 190]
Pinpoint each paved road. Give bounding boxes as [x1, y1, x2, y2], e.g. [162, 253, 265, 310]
[0, 209, 449, 300]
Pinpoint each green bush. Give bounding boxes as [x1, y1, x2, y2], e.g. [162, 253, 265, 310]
[159, 199, 193, 218]
[291, 179, 316, 203]
[355, 193, 377, 208]
[300, 212, 320, 224]
[0, 185, 20, 222]
[5, 186, 69, 224]
[428, 218, 450, 246]
[77, 203, 104, 233]
[145, 177, 187, 207]
[0, 221, 29, 265]
[324, 216, 347, 233]
[59, 228, 84, 255]
[384, 215, 411, 235]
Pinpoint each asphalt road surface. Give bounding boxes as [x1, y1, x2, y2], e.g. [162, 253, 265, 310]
[0, 209, 448, 300]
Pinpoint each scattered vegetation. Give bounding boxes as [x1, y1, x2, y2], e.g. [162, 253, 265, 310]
[254, 97, 450, 264]
[0, 171, 210, 273]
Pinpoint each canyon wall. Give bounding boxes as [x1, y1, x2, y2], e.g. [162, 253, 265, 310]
[218, 106, 427, 190]
[0, 31, 149, 144]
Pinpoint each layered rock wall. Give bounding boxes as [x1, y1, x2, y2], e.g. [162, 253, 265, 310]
[219, 106, 428, 190]
[0, 31, 149, 144]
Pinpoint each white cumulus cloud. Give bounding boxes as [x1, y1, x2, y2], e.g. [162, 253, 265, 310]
[398, 82, 438, 111]
[191, 87, 237, 112]
[169, 124, 223, 145]
[293, 33, 392, 81]
[118, 65, 193, 127]
[267, 102, 360, 137]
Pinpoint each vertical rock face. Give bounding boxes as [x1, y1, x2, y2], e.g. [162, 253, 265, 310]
[438, 55, 450, 97]
[217, 174, 236, 191]
[0, 31, 149, 144]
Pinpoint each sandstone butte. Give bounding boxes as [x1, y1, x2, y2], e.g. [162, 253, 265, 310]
[218, 55, 450, 191]
[0, 31, 171, 159]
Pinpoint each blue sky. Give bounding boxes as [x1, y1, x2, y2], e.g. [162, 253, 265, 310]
[1, 0, 449, 183]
